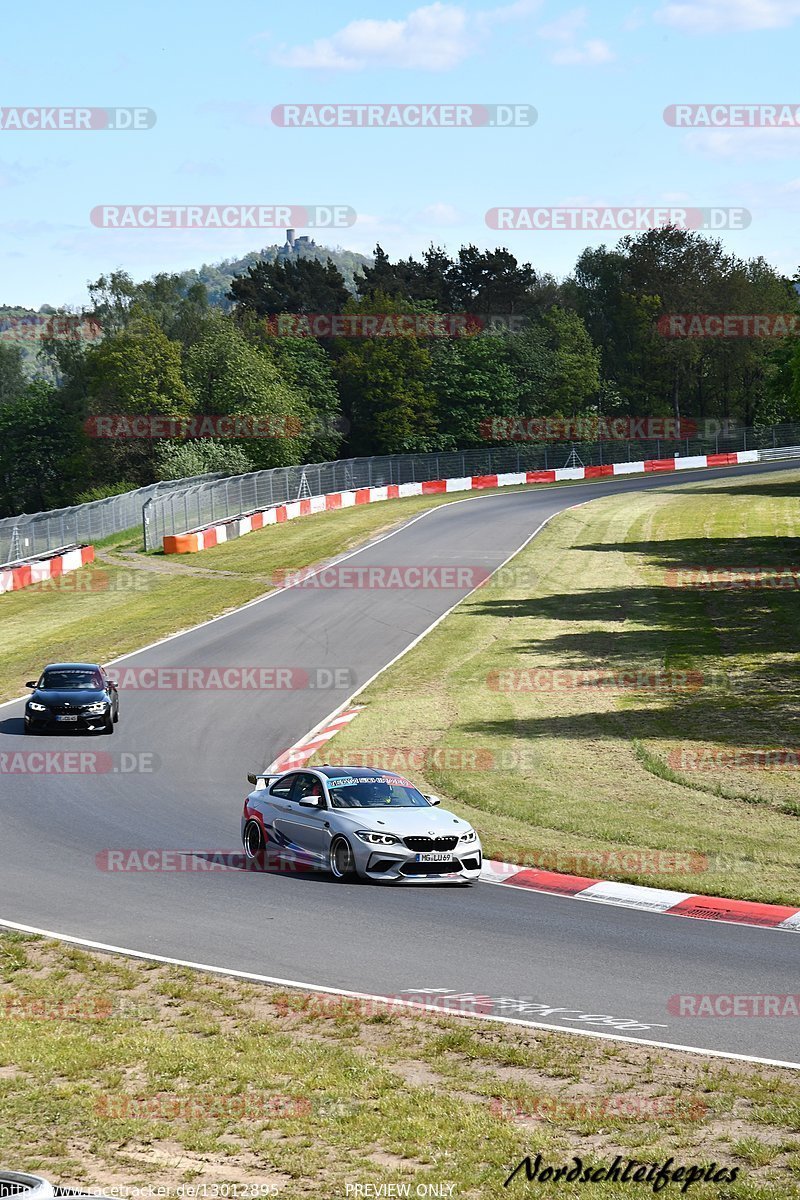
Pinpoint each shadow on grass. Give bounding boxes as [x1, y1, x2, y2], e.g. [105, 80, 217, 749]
[574, 535, 800, 571]
[469, 524, 800, 747]
[659, 478, 800, 499]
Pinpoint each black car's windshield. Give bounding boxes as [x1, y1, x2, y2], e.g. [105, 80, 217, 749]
[40, 669, 103, 691]
[327, 776, 430, 809]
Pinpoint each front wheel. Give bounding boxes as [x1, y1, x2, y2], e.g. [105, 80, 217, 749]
[329, 836, 356, 881]
[103, 715, 114, 735]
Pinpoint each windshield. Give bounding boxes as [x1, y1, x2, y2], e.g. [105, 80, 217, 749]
[40, 669, 104, 691]
[327, 776, 430, 809]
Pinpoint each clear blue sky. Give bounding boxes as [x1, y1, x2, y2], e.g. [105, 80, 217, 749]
[2, 0, 799, 309]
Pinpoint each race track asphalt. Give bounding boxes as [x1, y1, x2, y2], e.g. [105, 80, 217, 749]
[1, 460, 798, 1065]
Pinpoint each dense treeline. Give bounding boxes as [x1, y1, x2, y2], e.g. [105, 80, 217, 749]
[1, 227, 799, 518]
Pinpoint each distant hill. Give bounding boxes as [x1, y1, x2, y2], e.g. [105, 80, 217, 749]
[177, 234, 373, 308]
[1, 237, 375, 377]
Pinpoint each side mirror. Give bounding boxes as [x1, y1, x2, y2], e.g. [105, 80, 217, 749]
[247, 773, 258, 786]
[425, 794, 442, 806]
[107, 680, 118, 688]
[25, 681, 37, 689]
[299, 795, 322, 808]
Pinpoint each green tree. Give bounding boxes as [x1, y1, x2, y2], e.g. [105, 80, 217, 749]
[229, 257, 349, 318]
[332, 294, 438, 454]
[184, 318, 305, 469]
[0, 343, 26, 403]
[0, 382, 86, 516]
[430, 331, 520, 447]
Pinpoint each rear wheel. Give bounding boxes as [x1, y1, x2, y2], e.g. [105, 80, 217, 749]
[329, 836, 356, 881]
[242, 819, 265, 862]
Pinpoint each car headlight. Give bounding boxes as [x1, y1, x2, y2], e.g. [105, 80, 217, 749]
[84, 702, 108, 714]
[355, 830, 400, 846]
[459, 829, 477, 843]
[28, 702, 47, 712]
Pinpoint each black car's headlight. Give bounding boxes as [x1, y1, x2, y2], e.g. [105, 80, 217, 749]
[355, 831, 400, 846]
[28, 702, 47, 712]
[459, 829, 478, 843]
[84, 702, 108, 715]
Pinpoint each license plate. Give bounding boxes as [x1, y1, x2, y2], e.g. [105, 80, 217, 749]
[56, 715, 78, 722]
[416, 851, 453, 863]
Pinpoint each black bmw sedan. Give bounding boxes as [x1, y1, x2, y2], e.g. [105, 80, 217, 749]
[24, 663, 120, 735]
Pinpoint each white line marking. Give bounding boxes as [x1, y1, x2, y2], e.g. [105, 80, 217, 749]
[0, 917, 796, 1069]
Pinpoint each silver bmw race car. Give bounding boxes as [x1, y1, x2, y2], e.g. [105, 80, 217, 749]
[241, 765, 482, 883]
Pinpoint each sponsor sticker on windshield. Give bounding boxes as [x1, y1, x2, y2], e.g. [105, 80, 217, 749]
[329, 775, 403, 787]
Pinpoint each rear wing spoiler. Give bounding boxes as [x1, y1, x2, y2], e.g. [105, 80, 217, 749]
[247, 772, 281, 791]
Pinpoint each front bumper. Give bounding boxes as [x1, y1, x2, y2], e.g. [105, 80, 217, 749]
[356, 842, 482, 883]
[25, 709, 110, 733]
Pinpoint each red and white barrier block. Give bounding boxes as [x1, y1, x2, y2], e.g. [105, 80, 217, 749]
[162, 449, 763, 554]
[0, 545, 95, 596]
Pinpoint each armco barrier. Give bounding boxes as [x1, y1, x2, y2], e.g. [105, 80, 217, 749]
[162, 451, 761, 555]
[0, 545, 94, 595]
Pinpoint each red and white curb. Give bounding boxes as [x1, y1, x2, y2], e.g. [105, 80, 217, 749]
[268, 706, 800, 933]
[266, 707, 364, 773]
[481, 862, 800, 932]
[163, 450, 762, 554]
[0, 544, 95, 595]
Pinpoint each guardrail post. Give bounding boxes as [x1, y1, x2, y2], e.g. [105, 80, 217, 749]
[142, 498, 152, 552]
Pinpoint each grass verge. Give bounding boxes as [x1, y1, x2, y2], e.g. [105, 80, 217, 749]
[312, 469, 800, 906]
[1, 931, 798, 1197]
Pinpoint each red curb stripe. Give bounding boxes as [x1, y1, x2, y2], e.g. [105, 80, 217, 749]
[500, 868, 603, 895]
[668, 895, 800, 927]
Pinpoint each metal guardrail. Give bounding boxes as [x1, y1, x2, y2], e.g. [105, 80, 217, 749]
[757, 444, 800, 461]
[2, 421, 799, 561]
[0, 473, 226, 567]
[142, 422, 800, 550]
